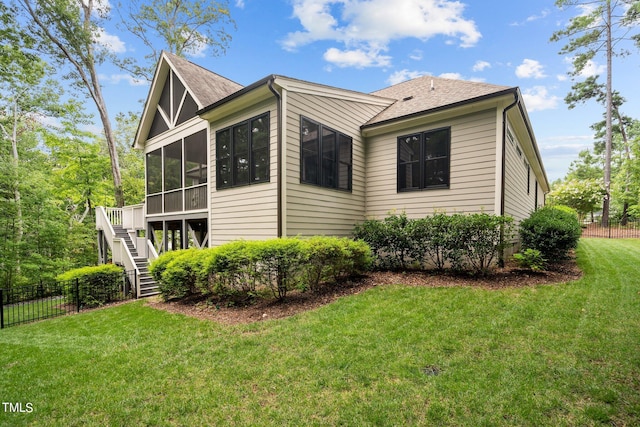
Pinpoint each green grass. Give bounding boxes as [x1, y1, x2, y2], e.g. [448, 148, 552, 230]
[2, 298, 68, 327]
[1, 239, 639, 426]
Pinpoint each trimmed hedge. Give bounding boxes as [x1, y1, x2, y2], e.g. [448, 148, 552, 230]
[519, 205, 581, 260]
[56, 264, 124, 307]
[151, 237, 372, 302]
[354, 212, 514, 274]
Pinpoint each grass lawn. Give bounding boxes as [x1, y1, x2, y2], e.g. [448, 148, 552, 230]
[2, 298, 68, 328]
[1, 238, 639, 426]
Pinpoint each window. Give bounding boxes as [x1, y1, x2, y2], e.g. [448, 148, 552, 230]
[216, 113, 270, 189]
[300, 116, 352, 191]
[398, 127, 450, 191]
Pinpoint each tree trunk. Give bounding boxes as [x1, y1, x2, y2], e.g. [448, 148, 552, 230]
[602, 0, 613, 228]
[10, 100, 23, 275]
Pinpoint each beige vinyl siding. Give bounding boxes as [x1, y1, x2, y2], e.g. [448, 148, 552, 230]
[209, 99, 279, 246]
[285, 91, 387, 236]
[503, 121, 538, 224]
[366, 109, 498, 219]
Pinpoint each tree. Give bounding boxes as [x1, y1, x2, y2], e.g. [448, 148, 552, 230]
[17, 0, 125, 207]
[551, 0, 640, 226]
[115, 0, 235, 81]
[547, 179, 606, 220]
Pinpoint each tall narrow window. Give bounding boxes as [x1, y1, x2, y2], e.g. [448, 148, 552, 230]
[216, 113, 270, 189]
[251, 115, 269, 182]
[397, 127, 450, 191]
[301, 117, 320, 185]
[300, 116, 352, 191]
[216, 129, 231, 189]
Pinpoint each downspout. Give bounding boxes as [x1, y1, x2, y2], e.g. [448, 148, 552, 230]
[500, 90, 519, 266]
[268, 77, 283, 238]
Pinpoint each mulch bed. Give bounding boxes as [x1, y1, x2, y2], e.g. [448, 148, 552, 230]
[146, 257, 582, 326]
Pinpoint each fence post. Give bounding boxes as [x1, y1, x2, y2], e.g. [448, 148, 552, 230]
[75, 279, 81, 313]
[1, 289, 4, 329]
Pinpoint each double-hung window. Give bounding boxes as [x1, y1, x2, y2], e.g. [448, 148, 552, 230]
[397, 127, 450, 191]
[216, 113, 270, 189]
[300, 116, 352, 191]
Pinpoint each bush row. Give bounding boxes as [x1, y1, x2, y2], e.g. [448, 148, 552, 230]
[56, 264, 125, 307]
[150, 237, 372, 302]
[353, 212, 514, 274]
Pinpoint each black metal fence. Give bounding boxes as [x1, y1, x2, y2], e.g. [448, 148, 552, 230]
[1, 270, 137, 329]
[581, 220, 640, 239]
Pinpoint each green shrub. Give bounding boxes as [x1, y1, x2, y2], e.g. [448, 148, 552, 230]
[355, 212, 513, 274]
[454, 213, 514, 275]
[410, 213, 453, 271]
[519, 206, 582, 260]
[57, 264, 124, 308]
[252, 238, 305, 300]
[157, 248, 203, 301]
[354, 212, 414, 269]
[513, 249, 547, 272]
[206, 241, 259, 295]
[149, 250, 186, 282]
[301, 237, 373, 291]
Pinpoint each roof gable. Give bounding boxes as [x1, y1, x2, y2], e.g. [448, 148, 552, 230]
[366, 76, 512, 127]
[134, 52, 243, 147]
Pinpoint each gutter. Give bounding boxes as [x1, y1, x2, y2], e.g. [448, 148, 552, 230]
[501, 90, 519, 217]
[499, 90, 519, 267]
[267, 77, 283, 238]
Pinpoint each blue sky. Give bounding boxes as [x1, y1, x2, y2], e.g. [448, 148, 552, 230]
[93, 0, 640, 183]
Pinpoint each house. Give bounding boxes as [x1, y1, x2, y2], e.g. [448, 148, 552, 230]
[96, 51, 549, 296]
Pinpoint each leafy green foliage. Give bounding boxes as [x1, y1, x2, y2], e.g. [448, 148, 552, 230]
[519, 206, 582, 260]
[513, 249, 547, 272]
[354, 212, 514, 274]
[548, 179, 605, 218]
[152, 237, 373, 302]
[57, 264, 124, 307]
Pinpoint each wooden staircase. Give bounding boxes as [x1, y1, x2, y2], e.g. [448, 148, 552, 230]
[112, 225, 159, 297]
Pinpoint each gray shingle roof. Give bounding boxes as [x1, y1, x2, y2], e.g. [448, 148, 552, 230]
[366, 76, 512, 126]
[163, 52, 243, 108]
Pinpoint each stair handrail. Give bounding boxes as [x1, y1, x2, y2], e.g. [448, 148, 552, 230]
[97, 206, 141, 298]
[147, 239, 159, 262]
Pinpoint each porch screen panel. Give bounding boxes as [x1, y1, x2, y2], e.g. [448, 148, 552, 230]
[146, 148, 162, 194]
[164, 140, 182, 191]
[184, 130, 207, 187]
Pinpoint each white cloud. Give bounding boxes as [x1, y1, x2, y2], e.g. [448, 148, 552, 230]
[95, 28, 126, 53]
[510, 9, 550, 26]
[235, 0, 245, 8]
[516, 59, 546, 79]
[283, 0, 481, 68]
[439, 72, 462, 80]
[472, 60, 491, 72]
[522, 86, 560, 112]
[562, 57, 606, 78]
[100, 73, 148, 86]
[387, 69, 430, 85]
[409, 49, 423, 61]
[323, 47, 391, 68]
[578, 59, 606, 78]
